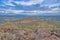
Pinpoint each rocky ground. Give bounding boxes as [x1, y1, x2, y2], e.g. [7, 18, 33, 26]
[0, 28, 60, 40]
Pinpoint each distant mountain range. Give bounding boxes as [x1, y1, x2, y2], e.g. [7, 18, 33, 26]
[0, 13, 60, 17]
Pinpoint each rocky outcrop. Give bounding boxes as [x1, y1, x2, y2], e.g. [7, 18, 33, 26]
[0, 28, 60, 40]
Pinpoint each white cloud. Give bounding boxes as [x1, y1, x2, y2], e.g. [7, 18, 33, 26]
[2, 0, 44, 6]
[52, 8, 60, 11]
[41, 3, 60, 8]
[2, 0, 15, 6]
[0, 9, 24, 14]
[13, 0, 44, 6]
[4, 2, 15, 6]
[49, 4, 60, 8]
[0, 8, 60, 15]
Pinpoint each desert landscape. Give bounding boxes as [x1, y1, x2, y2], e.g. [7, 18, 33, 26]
[0, 16, 60, 40]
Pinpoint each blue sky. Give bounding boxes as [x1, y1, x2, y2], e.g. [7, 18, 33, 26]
[0, 0, 60, 15]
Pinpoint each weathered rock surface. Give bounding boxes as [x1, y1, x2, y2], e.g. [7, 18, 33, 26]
[0, 28, 60, 40]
